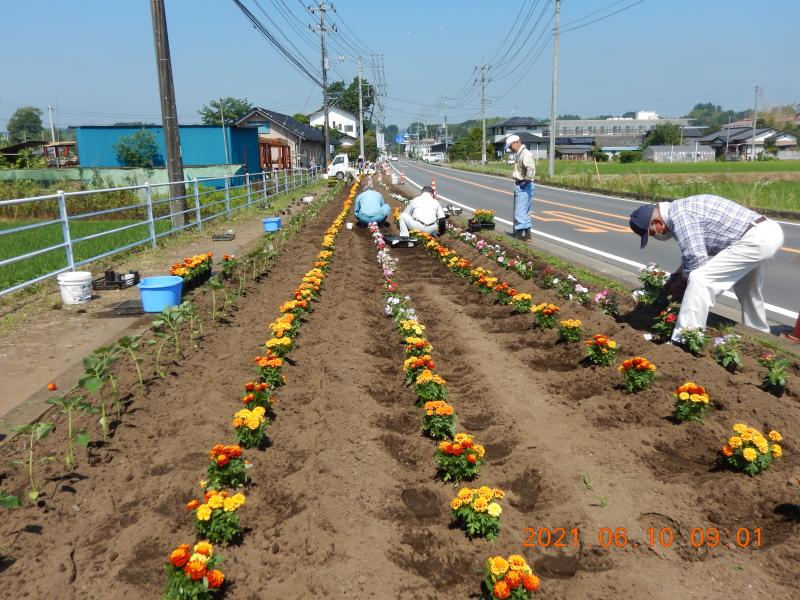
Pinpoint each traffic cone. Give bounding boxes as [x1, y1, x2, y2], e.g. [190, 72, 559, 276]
[400, 169, 405, 185]
[788, 313, 800, 343]
[432, 177, 437, 198]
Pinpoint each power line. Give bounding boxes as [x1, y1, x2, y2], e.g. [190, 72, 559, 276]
[251, 0, 322, 77]
[561, 0, 646, 33]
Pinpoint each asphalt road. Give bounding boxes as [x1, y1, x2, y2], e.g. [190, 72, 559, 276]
[390, 159, 800, 328]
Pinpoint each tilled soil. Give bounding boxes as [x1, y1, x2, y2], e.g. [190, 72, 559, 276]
[1, 182, 798, 599]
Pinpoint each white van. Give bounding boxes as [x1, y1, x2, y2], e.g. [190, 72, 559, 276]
[423, 152, 445, 163]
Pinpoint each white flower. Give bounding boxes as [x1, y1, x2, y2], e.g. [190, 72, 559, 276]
[575, 284, 588, 293]
[643, 333, 654, 341]
[497, 256, 505, 264]
[567, 274, 577, 282]
[552, 278, 560, 285]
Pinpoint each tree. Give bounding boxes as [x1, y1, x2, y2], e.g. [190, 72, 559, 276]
[447, 127, 491, 161]
[114, 130, 159, 168]
[199, 97, 254, 126]
[642, 122, 682, 148]
[8, 107, 43, 143]
[327, 77, 374, 121]
[558, 114, 581, 120]
[292, 113, 310, 125]
[687, 102, 749, 131]
[16, 148, 44, 169]
[621, 111, 636, 118]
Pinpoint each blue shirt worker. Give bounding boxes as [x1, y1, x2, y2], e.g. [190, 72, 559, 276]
[506, 134, 535, 240]
[629, 195, 784, 342]
[354, 188, 390, 225]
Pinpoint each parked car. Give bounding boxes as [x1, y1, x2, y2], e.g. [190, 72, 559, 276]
[390, 156, 399, 161]
[423, 152, 445, 163]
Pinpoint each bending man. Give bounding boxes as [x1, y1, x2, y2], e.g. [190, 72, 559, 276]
[354, 186, 390, 226]
[398, 185, 446, 237]
[629, 195, 784, 341]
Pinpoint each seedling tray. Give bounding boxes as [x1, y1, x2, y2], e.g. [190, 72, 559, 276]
[383, 235, 418, 248]
[112, 299, 145, 315]
[212, 233, 236, 241]
[92, 272, 140, 290]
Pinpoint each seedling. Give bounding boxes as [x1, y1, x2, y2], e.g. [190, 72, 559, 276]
[713, 334, 742, 372]
[153, 305, 185, 357]
[179, 301, 203, 346]
[209, 277, 224, 323]
[115, 335, 144, 390]
[581, 474, 593, 491]
[80, 347, 120, 441]
[11, 422, 55, 502]
[678, 327, 708, 355]
[46, 394, 97, 469]
[0, 490, 20, 509]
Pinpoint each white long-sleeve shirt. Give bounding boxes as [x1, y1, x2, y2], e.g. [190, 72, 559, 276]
[402, 192, 445, 226]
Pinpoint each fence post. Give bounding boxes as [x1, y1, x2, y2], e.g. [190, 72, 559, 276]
[261, 171, 268, 203]
[144, 183, 157, 248]
[285, 170, 289, 193]
[273, 169, 278, 197]
[245, 172, 252, 206]
[224, 176, 231, 218]
[57, 190, 75, 271]
[193, 178, 202, 229]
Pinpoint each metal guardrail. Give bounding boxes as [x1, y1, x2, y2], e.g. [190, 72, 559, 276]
[0, 167, 323, 296]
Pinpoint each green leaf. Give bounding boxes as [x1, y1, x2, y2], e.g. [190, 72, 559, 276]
[27, 490, 39, 502]
[33, 422, 55, 441]
[0, 492, 21, 509]
[82, 377, 104, 393]
[75, 429, 90, 448]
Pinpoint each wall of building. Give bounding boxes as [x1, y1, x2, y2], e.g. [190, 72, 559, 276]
[0, 164, 244, 187]
[74, 126, 260, 172]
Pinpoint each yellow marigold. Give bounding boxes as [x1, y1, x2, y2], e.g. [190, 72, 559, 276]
[728, 436, 743, 448]
[678, 392, 690, 401]
[740, 430, 754, 441]
[252, 406, 266, 418]
[245, 417, 261, 430]
[454, 433, 472, 444]
[755, 439, 769, 455]
[415, 369, 434, 384]
[512, 293, 532, 302]
[437, 441, 449, 452]
[223, 497, 238, 512]
[472, 497, 489, 512]
[493, 488, 505, 499]
[489, 556, 509, 577]
[477, 486, 493, 500]
[474, 444, 486, 458]
[507, 555, 528, 571]
[742, 448, 757, 462]
[457, 488, 474, 502]
[487, 502, 502, 518]
[196, 504, 212, 521]
[771, 444, 782, 458]
[431, 374, 447, 386]
[768, 430, 782, 442]
[450, 498, 462, 510]
[733, 423, 747, 434]
[231, 492, 246, 508]
[208, 494, 224, 510]
[193, 541, 213, 556]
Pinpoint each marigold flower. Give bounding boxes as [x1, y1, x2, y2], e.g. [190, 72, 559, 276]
[208, 494, 224, 510]
[771, 444, 782, 458]
[47, 382, 58, 391]
[186, 499, 200, 511]
[493, 488, 505, 499]
[472, 497, 489, 512]
[168, 545, 191, 568]
[487, 502, 502, 518]
[450, 498, 462, 510]
[206, 569, 224, 589]
[768, 430, 782, 442]
[493, 580, 511, 599]
[489, 556, 509, 577]
[466, 453, 477, 464]
[742, 448, 757, 462]
[522, 573, 541, 592]
[216, 454, 230, 467]
[196, 504, 212, 521]
[184, 560, 207, 581]
[457, 488, 474, 502]
[505, 569, 523, 589]
[721, 445, 734, 457]
[728, 436, 743, 449]
[508, 555, 527, 571]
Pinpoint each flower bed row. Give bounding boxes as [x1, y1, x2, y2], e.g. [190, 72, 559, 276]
[412, 231, 786, 478]
[369, 222, 542, 599]
[162, 178, 358, 598]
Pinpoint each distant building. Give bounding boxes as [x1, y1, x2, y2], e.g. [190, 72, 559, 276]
[73, 125, 260, 172]
[548, 115, 692, 141]
[308, 106, 359, 137]
[698, 127, 798, 160]
[492, 132, 548, 160]
[235, 108, 324, 170]
[642, 144, 715, 163]
[488, 117, 547, 144]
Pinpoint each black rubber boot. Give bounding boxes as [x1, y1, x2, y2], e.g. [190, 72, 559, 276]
[523, 228, 532, 241]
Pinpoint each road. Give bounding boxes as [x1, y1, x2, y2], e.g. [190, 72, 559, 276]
[390, 159, 800, 328]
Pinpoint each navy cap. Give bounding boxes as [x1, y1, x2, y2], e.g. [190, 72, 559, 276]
[629, 204, 656, 249]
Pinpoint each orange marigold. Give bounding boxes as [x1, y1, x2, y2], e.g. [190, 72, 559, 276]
[522, 573, 541, 592]
[168, 545, 191, 568]
[493, 580, 511, 599]
[184, 560, 207, 581]
[206, 569, 225, 589]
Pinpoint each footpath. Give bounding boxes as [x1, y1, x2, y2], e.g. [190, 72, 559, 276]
[0, 183, 324, 437]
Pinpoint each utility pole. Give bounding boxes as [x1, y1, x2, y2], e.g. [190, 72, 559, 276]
[150, 0, 187, 227]
[725, 114, 731, 157]
[48, 104, 59, 167]
[219, 98, 230, 165]
[310, 2, 334, 167]
[443, 95, 449, 152]
[751, 85, 759, 161]
[548, 0, 561, 178]
[358, 56, 365, 159]
[479, 65, 489, 164]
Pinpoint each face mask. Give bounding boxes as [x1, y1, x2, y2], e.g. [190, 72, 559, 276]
[652, 230, 673, 241]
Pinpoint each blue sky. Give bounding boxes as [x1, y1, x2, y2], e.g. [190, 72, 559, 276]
[2, 0, 798, 132]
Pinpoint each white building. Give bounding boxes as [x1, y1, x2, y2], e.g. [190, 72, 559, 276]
[308, 107, 359, 137]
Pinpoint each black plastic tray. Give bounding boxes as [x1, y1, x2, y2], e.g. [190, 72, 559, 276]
[212, 233, 236, 241]
[92, 272, 140, 290]
[112, 299, 145, 315]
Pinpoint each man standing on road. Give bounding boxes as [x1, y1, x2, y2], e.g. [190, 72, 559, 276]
[629, 195, 784, 341]
[505, 134, 535, 240]
[398, 185, 446, 237]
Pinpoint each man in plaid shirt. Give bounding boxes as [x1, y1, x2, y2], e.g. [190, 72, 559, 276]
[629, 195, 784, 341]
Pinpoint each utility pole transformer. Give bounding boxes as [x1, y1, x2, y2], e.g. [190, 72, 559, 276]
[310, 2, 334, 167]
[150, 0, 187, 227]
[548, 0, 561, 178]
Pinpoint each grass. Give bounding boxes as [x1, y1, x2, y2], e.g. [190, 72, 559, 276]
[447, 160, 800, 213]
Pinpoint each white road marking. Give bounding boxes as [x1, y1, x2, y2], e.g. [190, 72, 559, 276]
[391, 163, 799, 321]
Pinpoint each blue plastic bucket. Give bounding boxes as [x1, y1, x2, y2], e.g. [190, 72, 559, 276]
[138, 276, 183, 313]
[262, 216, 282, 232]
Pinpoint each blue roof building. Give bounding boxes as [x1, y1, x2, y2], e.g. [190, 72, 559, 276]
[74, 125, 261, 173]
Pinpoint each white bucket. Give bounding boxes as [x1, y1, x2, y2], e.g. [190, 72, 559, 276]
[346, 222, 354, 230]
[57, 271, 93, 305]
[390, 174, 400, 185]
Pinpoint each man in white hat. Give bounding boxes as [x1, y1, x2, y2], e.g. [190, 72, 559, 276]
[506, 134, 535, 240]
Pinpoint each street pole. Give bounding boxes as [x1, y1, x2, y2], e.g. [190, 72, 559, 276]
[310, 2, 332, 167]
[150, 0, 187, 227]
[48, 104, 59, 167]
[548, 0, 561, 178]
[751, 85, 759, 161]
[725, 114, 731, 158]
[358, 56, 365, 160]
[219, 97, 230, 165]
[443, 95, 448, 153]
[480, 65, 488, 165]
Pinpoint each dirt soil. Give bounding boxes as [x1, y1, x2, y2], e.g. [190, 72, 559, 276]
[1, 179, 799, 599]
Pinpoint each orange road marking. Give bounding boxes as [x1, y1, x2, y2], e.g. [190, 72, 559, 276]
[536, 210, 631, 234]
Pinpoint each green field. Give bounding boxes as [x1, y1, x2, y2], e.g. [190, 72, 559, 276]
[448, 160, 800, 213]
[0, 219, 173, 292]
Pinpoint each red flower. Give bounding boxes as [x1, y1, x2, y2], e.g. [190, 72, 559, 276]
[47, 382, 58, 391]
[666, 314, 676, 323]
[466, 454, 477, 464]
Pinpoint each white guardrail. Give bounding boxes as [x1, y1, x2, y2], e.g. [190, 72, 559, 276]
[0, 167, 323, 297]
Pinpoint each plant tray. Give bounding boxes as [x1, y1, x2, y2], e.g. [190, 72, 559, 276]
[383, 235, 418, 248]
[92, 271, 140, 290]
[212, 233, 236, 241]
[112, 299, 145, 315]
[467, 220, 496, 232]
[444, 204, 462, 216]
